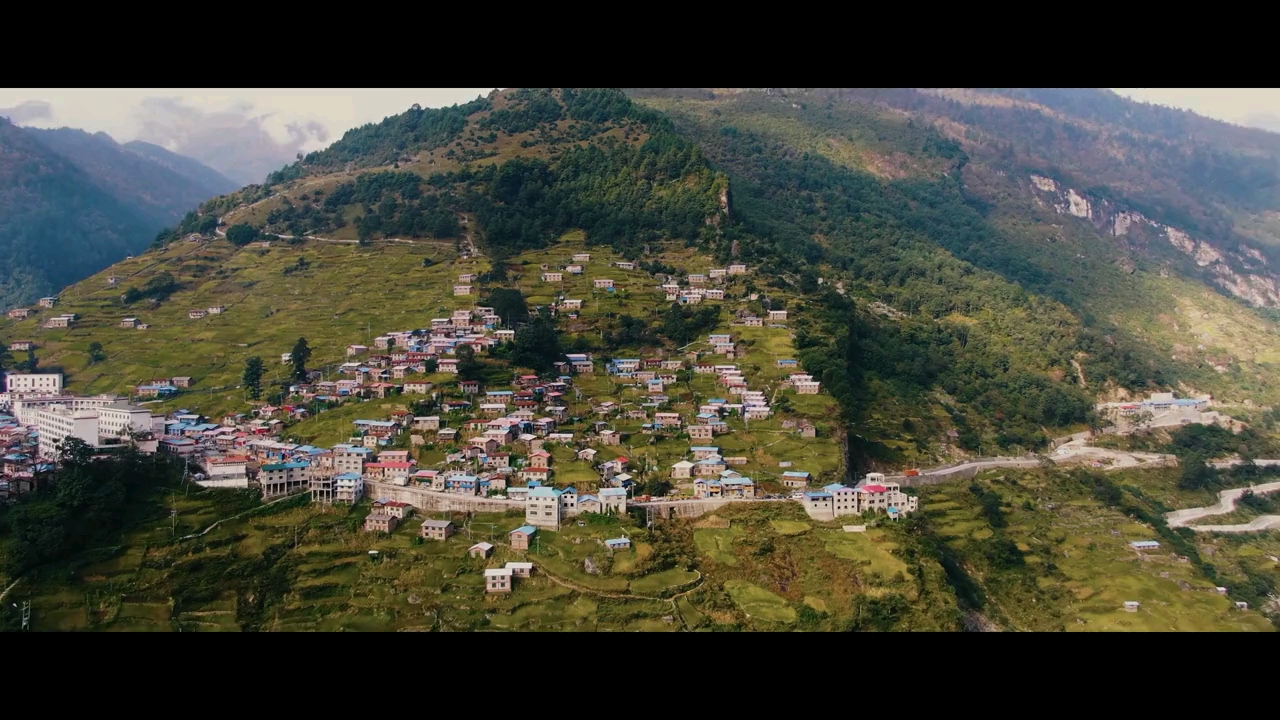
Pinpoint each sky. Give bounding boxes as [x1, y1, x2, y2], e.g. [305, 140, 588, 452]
[4, 88, 1280, 185]
[1112, 88, 1280, 132]
[0, 89, 495, 185]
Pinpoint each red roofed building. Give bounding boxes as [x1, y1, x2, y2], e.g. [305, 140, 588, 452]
[372, 499, 413, 519]
[364, 462, 414, 482]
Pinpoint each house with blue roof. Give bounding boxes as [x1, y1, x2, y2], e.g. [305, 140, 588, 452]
[444, 474, 480, 495]
[598, 487, 628, 513]
[526, 486, 565, 529]
[510, 524, 539, 549]
[137, 383, 179, 398]
[579, 493, 602, 513]
[781, 470, 812, 489]
[694, 457, 726, 478]
[605, 537, 631, 550]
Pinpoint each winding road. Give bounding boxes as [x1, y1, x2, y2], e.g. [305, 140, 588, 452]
[1164, 481, 1280, 533]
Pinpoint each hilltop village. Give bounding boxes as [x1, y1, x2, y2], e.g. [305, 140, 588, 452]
[0, 251, 920, 542]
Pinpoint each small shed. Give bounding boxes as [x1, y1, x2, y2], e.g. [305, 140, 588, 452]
[469, 541, 494, 558]
[605, 537, 631, 550]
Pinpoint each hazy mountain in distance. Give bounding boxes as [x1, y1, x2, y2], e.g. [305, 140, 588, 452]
[123, 140, 240, 197]
[24, 127, 237, 226]
[0, 118, 156, 308]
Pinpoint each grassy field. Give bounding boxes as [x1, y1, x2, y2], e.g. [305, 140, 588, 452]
[916, 468, 1276, 631]
[3, 480, 963, 632]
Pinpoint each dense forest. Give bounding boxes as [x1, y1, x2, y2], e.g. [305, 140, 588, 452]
[0, 439, 185, 580]
[189, 90, 729, 259]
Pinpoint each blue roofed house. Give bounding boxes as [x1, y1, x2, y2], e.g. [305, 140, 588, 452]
[781, 470, 811, 488]
[599, 487, 627, 513]
[694, 456, 727, 477]
[527, 486, 564, 529]
[509, 524, 538, 550]
[605, 537, 631, 550]
[721, 477, 754, 498]
[578, 494, 601, 514]
[693, 477, 722, 498]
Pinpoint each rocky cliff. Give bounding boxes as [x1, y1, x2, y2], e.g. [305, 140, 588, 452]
[1027, 174, 1280, 308]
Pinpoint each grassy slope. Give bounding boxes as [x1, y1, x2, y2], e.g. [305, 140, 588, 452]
[918, 467, 1275, 631]
[11, 485, 959, 632]
[0, 237, 471, 418]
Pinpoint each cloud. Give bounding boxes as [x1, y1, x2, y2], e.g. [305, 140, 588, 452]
[0, 100, 54, 124]
[132, 97, 330, 186]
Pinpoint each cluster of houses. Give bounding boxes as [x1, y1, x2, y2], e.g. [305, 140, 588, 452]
[2, 251, 925, 533]
[659, 263, 748, 306]
[5, 295, 75, 330]
[799, 473, 920, 521]
[0, 410, 52, 499]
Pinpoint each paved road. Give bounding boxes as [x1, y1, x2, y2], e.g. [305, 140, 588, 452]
[1184, 516, 1280, 534]
[1165, 480, 1280, 531]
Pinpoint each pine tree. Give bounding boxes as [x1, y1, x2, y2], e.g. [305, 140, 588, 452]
[243, 357, 265, 400]
[291, 338, 312, 382]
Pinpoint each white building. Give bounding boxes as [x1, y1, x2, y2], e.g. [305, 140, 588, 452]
[32, 400, 155, 459]
[96, 402, 155, 439]
[201, 458, 250, 488]
[335, 472, 364, 504]
[35, 405, 100, 459]
[5, 373, 63, 395]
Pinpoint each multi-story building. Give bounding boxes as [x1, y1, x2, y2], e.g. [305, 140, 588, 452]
[202, 457, 250, 489]
[259, 462, 310, 498]
[334, 472, 364, 504]
[801, 480, 919, 520]
[32, 401, 154, 459]
[526, 486, 563, 529]
[96, 402, 154, 439]
[34, 405, 99, 459]
[333, 447, 372, 474]
[5, 373, 63, 395]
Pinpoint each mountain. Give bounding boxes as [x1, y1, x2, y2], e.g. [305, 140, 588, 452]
[25, 127, 238, 226]
[122, 140, 240, 200]
[0, 119, 239, 308]
[0, 118, 158, 308]
[10, 87, 1280, 465]
[5, 88, 1280, 632]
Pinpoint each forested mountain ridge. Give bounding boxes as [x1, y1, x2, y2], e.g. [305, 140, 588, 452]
[0, 119, 240, 308]
[11, 88, 1280, 472]
[0, 119, 158, 308]
[838, 88, 1280, 308]
[629, 88, 1280, 466]
[25, 127, 239, 226]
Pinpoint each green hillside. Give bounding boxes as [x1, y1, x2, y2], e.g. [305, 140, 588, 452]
[7, 88, 1280, 632]
[9, 87, 1280, 470]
